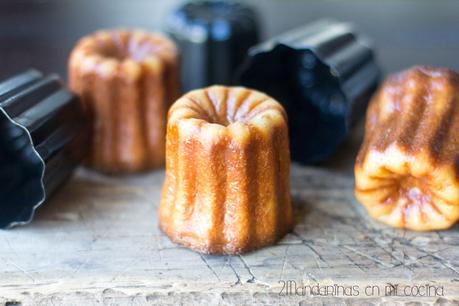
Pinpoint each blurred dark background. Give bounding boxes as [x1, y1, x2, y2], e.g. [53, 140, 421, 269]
[0, 0, 458, 81]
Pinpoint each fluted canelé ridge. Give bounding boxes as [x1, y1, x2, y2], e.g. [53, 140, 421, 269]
[355, 66, 459, 231]
[160, 86, 293, 254]
[69, 29, 179, 173]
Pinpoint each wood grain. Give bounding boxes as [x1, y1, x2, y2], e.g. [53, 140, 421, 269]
[0, 157, 458, 305]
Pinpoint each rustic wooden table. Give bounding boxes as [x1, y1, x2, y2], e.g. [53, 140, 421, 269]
[0, 129, 458, 305]
[1, 1, 459, 305]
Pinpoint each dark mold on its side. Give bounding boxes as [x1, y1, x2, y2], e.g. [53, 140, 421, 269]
[237, 19, 381, 164]
[0, 69, 88, 228]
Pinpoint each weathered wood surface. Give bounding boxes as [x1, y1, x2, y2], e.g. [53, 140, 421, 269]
[0, 133, 458, 305]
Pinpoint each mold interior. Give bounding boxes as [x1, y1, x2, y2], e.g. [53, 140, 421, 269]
[0, 113, 44, 227]
[239, 45, 347, 163]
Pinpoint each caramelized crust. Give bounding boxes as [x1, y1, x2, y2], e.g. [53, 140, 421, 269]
[160, 86, 293, 254]
[355, 66, 459, 230]
[69, 29, 179, 173]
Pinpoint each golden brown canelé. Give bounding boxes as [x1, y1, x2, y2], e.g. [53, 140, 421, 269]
[355, 66, 459, 231]
[160, 86, 293, 254]
[69, 29, 179, 173]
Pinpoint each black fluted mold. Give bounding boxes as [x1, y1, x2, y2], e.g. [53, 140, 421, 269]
[0, 70, 87, 228]
[166, 0, 259, 92]
[237, 19, 381, 163]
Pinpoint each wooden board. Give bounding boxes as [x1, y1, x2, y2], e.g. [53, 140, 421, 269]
[0, 133, 458, 305]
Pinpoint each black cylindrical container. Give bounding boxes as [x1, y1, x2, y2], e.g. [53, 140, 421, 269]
[166, 0, 259, 92]
[237, 19, 381, 164]
[0, 70, 87, 228]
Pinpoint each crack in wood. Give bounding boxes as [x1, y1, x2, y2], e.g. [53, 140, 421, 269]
[226, 256, 241, 286]
[279, 245, 289, 280]
[199, 254, 221, 282]
[238, 255, 255, 283]
[290, 231, 327, 271]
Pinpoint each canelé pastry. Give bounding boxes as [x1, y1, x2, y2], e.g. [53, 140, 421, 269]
[160, 86, 293, 254]
[355, 66, 459, 231]
[69, 29, 179, 173]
